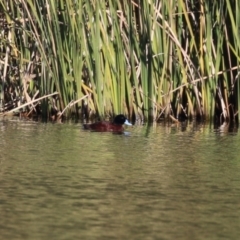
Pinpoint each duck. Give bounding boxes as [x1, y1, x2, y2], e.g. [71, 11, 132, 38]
[83, 114, 132, 132]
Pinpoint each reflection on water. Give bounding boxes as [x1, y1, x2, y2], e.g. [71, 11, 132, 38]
[0, 119, 240, 239]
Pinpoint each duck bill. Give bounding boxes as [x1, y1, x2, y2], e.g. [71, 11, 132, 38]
[124, 119, 132, 126]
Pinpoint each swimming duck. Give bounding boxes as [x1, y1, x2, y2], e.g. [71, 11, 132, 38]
[83, 114, 132, 132]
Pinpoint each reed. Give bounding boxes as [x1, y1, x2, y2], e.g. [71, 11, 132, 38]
[0, 0, 240, 122]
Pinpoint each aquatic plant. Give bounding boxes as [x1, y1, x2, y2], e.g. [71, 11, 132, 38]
[0, 0, 239, 123]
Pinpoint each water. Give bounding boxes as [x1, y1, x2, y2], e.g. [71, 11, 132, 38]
[0, 119, 240, 240]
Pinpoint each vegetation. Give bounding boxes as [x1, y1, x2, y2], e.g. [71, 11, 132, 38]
[0, 0, 240, 123]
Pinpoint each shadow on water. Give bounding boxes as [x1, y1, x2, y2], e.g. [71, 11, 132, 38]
[213, 121, 239, 134]
[0, 119, 240, 239]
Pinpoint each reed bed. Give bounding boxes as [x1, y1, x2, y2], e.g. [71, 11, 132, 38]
[0, 0, 239, 123]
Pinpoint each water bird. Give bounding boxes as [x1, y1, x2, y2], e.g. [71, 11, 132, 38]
[83, 114, 132, 132]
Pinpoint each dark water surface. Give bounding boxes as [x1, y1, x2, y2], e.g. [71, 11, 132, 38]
[0, 119, 240, 240]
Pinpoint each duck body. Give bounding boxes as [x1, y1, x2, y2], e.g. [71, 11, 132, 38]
[83, 114, 132, 132]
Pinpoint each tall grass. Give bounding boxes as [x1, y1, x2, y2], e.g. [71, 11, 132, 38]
[0, 0, 240, 122]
